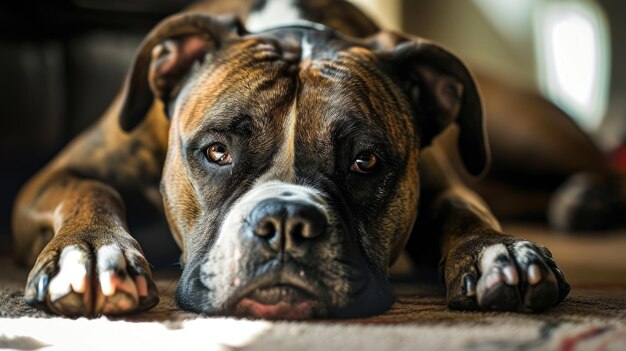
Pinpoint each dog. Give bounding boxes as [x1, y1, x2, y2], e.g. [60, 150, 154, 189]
[12, 0, 577, 319]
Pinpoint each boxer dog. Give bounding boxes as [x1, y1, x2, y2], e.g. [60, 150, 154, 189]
[12, 0, 574, 319]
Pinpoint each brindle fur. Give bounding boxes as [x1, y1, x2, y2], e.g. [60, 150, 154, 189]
[12, 0, 593, 318]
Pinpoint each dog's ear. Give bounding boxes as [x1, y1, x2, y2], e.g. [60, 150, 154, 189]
[368, 31, 489, 177]
[119, 13, 244, 132]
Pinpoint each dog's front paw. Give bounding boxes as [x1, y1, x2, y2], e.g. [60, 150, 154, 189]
[445, 236, 570, 312]
[24, 240, 159, 316]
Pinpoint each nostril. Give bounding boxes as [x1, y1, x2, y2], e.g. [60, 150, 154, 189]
[255, 218, 277, 239]
[290, 222, 305, 240]
[287, 217, 324, 241]
[304, 220, 324, 239]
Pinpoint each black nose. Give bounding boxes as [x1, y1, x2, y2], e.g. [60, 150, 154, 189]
[247, 198, 326, 252]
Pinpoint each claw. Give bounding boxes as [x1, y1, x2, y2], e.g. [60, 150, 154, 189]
[37, 274, 49, 302]
[135, 275, 148, 297]
[99, 271, 117, 296]
[70, 272, 88, 294]
[502, 265, 519, 285]
[527, 264, 542, 285]
[463, 273, 477, 297]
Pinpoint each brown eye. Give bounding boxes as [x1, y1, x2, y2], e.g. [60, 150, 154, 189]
[206, 143, 232, 165]
[350, 153, 378, 173]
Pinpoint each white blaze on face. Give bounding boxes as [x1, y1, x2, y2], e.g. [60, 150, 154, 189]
[246, 0, 303, 32]
[252, 93, 298, 184]
[282, 98, 298, 181]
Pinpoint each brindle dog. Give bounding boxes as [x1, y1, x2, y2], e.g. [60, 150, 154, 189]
[13, 0, 572, 318]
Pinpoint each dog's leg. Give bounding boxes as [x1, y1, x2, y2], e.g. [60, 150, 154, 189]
[417, 146, 570, 312]
[12, 97, 167, 316]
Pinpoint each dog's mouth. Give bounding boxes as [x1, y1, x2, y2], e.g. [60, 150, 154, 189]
[231, 278, 326, 320]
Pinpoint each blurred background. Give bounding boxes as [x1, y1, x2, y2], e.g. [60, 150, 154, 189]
[0, 0, 624, 264]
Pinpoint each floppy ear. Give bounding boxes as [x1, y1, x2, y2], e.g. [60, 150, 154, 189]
[368, 31, 489, 177]
[119, 13, 244, 132]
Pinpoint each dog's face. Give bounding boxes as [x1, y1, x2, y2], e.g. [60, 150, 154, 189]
[161, 30, 421, 319]
[120, 14, 487, 319]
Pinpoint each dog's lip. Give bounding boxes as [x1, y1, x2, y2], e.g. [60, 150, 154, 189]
[245, 284, 316, 304]
[235, 298, 316, 320]
[230, 271, 322, 303]
[227, 273, 326, 319]
[234, 285, 320, 320]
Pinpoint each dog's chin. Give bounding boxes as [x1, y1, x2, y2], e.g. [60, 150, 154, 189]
[232, 285, 325, 320]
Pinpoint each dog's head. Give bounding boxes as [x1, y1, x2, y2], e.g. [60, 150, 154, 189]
[119, 13, 488, 319]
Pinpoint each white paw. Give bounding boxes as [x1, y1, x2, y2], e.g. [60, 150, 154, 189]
[26, 243, 158, 316]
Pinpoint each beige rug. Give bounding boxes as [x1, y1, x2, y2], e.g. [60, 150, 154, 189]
[2, 224, 626, 350]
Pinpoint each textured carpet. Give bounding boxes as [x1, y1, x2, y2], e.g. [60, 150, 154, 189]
[1, 224, 626, 350]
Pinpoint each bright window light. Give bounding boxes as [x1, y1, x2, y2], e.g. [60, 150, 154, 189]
[472, 0, 534, 44]
[535, 1, 610, 132]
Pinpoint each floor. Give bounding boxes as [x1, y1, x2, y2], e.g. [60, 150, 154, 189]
[1, 223, 625, 350]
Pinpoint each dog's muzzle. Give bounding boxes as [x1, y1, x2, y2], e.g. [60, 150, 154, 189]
[233, 191, 330, 319]
[180, 181, 394, 320]
[207, 182, 333, 319]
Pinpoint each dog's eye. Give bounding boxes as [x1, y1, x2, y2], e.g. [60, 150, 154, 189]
[206, 143, 232, 165]
[350, 152, 378, 173]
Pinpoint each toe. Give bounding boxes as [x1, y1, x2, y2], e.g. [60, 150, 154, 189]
[477, 266, 521, 311]
[479, 280, 520, 311]
[94, 245, 140, 315]
[44, 245, 92, 315]
[522, 264, 560, 311]
[49, 291, 91, 316]
[448, 271, 480, 311]
[47, 246, 90, 301]
[134, 271, 160, 312]
[476, 244, 521, 310]
[510, 242, 563, 311]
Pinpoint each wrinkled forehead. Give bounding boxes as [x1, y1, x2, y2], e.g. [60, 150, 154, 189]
[172, 35, 298, 136]
[173, 29, 415, 149]
[296, 46, 415, 151]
